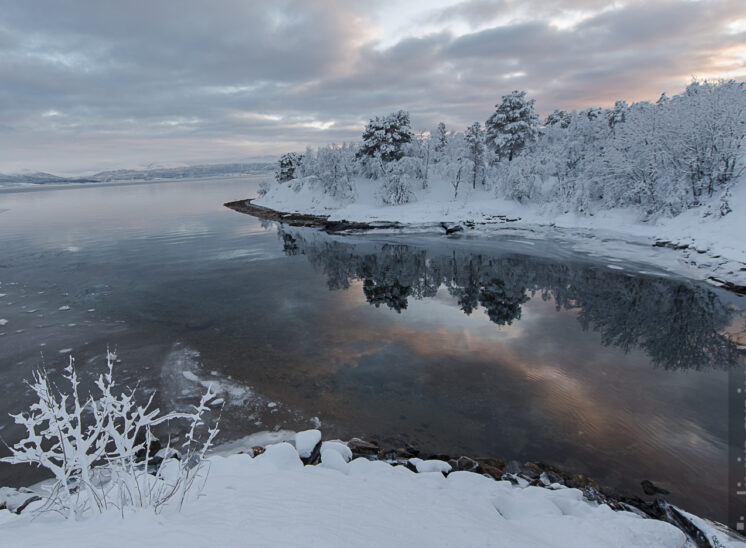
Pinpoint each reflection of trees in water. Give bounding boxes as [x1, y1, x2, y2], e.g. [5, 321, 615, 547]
[278, 229, 743, 370]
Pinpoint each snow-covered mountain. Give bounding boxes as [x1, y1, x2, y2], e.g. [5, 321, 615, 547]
[0, 171, 70, 184]
[0, 162, 274, 185]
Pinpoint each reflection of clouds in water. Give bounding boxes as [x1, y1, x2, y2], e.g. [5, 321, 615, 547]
[279, 226, 743, 371]
[251, 230, 733, 515]
[0, 177, 261, 251]
[313, 297, 725, 489]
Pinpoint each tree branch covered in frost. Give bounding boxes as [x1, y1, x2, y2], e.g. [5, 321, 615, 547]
[1, 353, 220, 519]
[270, 79, 746, 219]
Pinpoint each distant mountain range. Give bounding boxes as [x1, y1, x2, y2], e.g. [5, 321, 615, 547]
[0, 162, 275, 185]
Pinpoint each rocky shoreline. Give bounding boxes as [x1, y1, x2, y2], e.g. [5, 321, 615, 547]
[279, 435, 737, 548]
[225, 198, 746, 297]
[1, 432, 741, 547]
[224, 199, 406, 233]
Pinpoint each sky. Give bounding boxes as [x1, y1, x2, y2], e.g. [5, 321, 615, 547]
[0, 0, 745, 175]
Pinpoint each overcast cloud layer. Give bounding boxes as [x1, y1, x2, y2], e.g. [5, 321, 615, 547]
[1, 0, 744, 174]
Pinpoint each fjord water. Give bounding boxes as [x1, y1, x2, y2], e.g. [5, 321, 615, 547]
[0, 176, 742, 521]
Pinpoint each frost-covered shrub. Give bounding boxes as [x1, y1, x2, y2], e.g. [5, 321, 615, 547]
[1, 354, 219, 519]
[292, 145, 356, 200]
[378, 161, 416, 205]
[501, 155, 543, 203]
[315, 145, 355, 200]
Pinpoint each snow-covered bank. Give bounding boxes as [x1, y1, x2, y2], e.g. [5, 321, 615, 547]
[254, 81, 746, 289]
[3, 434, 738, 547]
[253, 174, 746, 288]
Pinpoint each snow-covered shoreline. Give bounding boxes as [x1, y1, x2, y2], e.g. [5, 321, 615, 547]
[2, 431, 742, 547]
[251, 176, 746, 290]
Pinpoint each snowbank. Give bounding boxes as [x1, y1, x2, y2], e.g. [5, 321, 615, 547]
[254, 175, 746, 287]
[1, 439, 735, 547]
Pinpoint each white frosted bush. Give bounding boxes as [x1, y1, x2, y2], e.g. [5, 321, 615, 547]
[1, 353, 219, 519]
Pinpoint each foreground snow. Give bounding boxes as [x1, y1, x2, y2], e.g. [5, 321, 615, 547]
[1, 438, 736, 547]
[255, 175, 746, 287]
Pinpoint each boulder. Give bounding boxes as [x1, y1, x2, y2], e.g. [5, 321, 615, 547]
[347, 438, 380, 458]
[478, 464, 504, 481]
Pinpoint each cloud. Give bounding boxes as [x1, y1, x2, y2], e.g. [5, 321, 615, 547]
[0, 0, 744, 173]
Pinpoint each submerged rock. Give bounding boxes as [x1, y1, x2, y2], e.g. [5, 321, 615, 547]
[641, 479, 670, 496]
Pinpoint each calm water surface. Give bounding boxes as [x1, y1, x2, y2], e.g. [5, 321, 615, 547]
[0, 176, 743, 521]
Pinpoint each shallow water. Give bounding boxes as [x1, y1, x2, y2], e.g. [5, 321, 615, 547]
[0, 176, 743, 521]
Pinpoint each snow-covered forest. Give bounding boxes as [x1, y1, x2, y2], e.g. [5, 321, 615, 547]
[266, 80, 745, 220]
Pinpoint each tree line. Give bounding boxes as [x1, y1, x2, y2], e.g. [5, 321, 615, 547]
[271, 80, 745, 218]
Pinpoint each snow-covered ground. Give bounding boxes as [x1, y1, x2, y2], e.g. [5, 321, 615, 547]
[3, 434, 737, 547]
[255, 175, 746, 287]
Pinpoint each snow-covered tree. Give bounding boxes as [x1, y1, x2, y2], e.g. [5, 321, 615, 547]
[315, 145, 355, 200]
[409, 132, 432, 188]
[262, 80, 745, 222]
[378, 158, 416, 205]
[433, 122, 449, 162]
[485, 90, 539, 162]
[358, 110, 414, 164]
[545, 109, 571, 129]
[464, 122, 485, 189]
[275, 152, 302, 183]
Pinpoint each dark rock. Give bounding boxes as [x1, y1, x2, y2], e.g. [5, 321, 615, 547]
[0, 488, 42, 515]
[379, 447, 419, 461]
[134, 433, 162, 464]
[301, 440, 322, 466]
[478, 464, 504, 481]
[475, 457, 505, 470]
[708, 277, 746, 296]
[440, 222, 464, 235]
[403, 461, 418, 474]
[641, 479, 670, 496]
[540, 471, 566, 486]
[566, 474, 602, 491]
[644, 499, 715, 548]
[14, 496, 41, 515]
[504, 460, 522, 475]
[424, 454, 453, 462]
[453, 456, 479, 472]
[251, 446, 265, 457]
[347, 438, 380, 457]
[405, 446, 420, 458]
[534, 462, 569, 478]
[520, 462, 543, 480]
